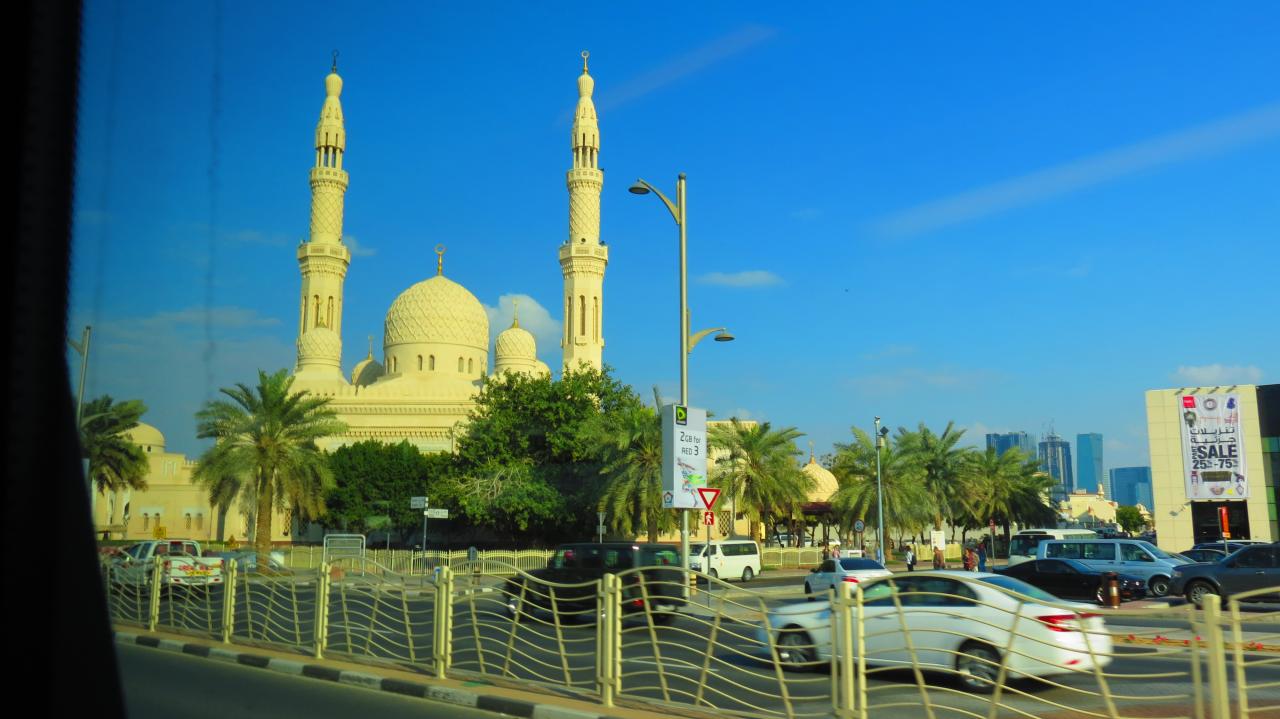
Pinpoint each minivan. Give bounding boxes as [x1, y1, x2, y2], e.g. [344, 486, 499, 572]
[1037, 539, 1191, 597]
[690, 539, 762, 582]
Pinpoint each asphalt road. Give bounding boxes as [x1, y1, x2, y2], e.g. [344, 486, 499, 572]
[116, 642, 497, 719]
[112, 576, 1280, 719]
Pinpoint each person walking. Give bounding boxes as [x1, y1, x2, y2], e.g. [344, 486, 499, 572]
[832, 544, 841, 560]
[932, 546, 945, 570]
[962, 545, 973, 571]
[977, 541, 988, 573]
[905, 547, 916, 572]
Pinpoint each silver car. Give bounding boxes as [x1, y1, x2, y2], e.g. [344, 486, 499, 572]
[804, 557, 892, 599]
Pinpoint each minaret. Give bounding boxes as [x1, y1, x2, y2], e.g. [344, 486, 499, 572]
[296, 53, 352, 379]
[560, 50, 607, 373]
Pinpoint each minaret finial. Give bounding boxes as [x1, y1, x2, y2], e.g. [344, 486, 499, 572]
[332, 50, 339, 73]
[367, 335, 373, 358]
[512, 298, 520, 328]
[582, 50, 589, 73]
[435, 244, 446, 276]
[809, 440, 815, 464]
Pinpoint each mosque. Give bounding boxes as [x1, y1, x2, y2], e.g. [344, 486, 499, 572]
[292, 53, 608, 452]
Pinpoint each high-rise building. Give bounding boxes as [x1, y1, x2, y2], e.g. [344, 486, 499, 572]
[1109, 467, 1153, 509]
[1076, 433, 1104, 494]
[1039, 433, 1074, 502]
[985, 431, 1037, 459]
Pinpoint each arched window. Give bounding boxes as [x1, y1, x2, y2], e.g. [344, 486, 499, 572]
[300, 296, 308, 332]
[185, 514, 192, 531]
[458, 357, 464, 372]
[196, 514, 204, 531]
[429, 355, 435, 371]
[468, 358, 474, 374]
[594, 296, 600, 341]
[392, 356, 397, 373]
[142, 514, 150, 531]
[579, 296, 586, 336]
[418, 355, 423, 371]
[326, 296, 334, 328]
[314, 295, 322, 327]
[566, 296, 572, 343]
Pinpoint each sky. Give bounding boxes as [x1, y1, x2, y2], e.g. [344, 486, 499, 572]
[70, 2, 1280, 475]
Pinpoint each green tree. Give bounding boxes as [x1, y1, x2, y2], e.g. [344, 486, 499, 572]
[830, 427, 932, 541]
[80, 395, 151, 526]
[896, 421, 971, 530]
[326, 440, 440, 541]
[193, 369, 346, 563]
[594, 403, 673, 543]
[959, 447, 1056, 546]
[709, 419, 813, 541]
[1115, 505, 1147, 534]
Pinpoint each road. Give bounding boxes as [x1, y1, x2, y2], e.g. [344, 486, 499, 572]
[110, 574, 1280, 719]
[116, 641, 497, 719]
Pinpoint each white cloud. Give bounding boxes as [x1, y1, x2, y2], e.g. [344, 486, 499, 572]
[873, 101, 1280, 237]
[483, 294, 562, 364]
[1172, 364, 1264, 386]
[343, 234, 376, 257]
[698, 270, 784, 288]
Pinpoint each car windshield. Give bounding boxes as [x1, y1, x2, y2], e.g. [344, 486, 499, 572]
[691, 544, 707, 557]
[839, 558, 884, 571]
[638, 547, 679, 567]
[1139, 541, 1183, 561]
[980, 576, 1061, 604]
[1008, 536, 1045, 556]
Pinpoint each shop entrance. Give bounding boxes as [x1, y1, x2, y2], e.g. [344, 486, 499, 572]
[1190, 501, 1252, 544]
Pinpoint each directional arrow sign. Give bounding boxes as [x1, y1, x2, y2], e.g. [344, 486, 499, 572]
[698, 487, 721, 510]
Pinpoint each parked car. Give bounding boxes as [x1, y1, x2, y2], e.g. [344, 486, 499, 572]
[110, 539, 224, 588]
[503, 542, 685, 624]
[767, 532, 815, 547]
[690, 540, 762, 582]
[994, 558, 1147, 603]
[1170, 543, 1280, 607]
[760, 572, 1112, 693]
[1037, 539, 1190, 597]
[1192, 540, 1268, 554]
[804, 557, 892, 599]
[218, 549, 288, 573]
[1178, 548, 1228, 564]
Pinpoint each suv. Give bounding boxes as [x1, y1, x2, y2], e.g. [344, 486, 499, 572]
[1170, 543, 1280, 607]
[503, 542, 686, 624]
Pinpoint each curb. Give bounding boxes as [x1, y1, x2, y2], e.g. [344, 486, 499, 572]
[113, 631, 623, 719]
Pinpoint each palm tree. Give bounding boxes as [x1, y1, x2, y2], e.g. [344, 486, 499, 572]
[595, 404, 671, 542]
[960, 447, 1057, 547]
[897, 421, 971, 531]
[829, 427, 931, 546]
[80, 395, 151, 526]
[193, 369, 346, 563]
[708, 419, 813, 542]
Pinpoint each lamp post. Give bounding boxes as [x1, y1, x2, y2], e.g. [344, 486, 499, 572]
[874, 417, 888, 564]
[630, 174, 734, 572]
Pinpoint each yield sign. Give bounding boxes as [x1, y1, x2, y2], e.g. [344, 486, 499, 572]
[697, 487, 721, 510]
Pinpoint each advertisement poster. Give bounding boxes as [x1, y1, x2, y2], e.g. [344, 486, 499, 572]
[661, 404, 707, 508]
[1178, 393, 1248, 500]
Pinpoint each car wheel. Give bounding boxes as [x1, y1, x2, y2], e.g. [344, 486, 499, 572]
[709, 569, 718, 580]
[742, 567, 754, 582]
[649, 611, 677, 626]
[1148, 576, 1171, 598]
[775, 626, 815, 670]
[504, 583, 526, 620]
[1186, 580, 1217, 608]
[805, 582, 814, 601]
[956, 641, 1001, 694]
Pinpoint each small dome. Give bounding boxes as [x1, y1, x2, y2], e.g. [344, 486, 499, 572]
[802, 458, 839, 503]
[496, 324, 537, 360]
[128, 422, 165, 451]
[298, 327, 342, 360]
[351, 355, 385, 386]
[384, 275, 489, 351]
[534, 360, 552, 378]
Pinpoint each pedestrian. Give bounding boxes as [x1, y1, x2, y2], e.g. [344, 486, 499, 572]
[831, 544, 841, 559]
[962, 546, 973, 571]
[933, 546, 945, 570]
[977, 541, 988, 573]
[905, 547, 915, 572]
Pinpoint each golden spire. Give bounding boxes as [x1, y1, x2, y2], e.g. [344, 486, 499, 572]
[809, 440, 816, 464]
[512, 298, 520, 328]
[582, 50, 589, 74]
[367, 334, 373, 358]
[331, 49, 339, 73]
[435, 244, 446, 276]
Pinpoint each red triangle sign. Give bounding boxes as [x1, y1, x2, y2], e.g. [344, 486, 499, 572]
[697, 487, 721, 510]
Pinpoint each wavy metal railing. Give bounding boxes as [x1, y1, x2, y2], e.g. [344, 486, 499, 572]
[324, 557, 435, 670]
[1228, 585, 1280, 719]
[285, 547, 555, 575]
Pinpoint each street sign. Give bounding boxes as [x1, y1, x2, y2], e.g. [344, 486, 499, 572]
[853, 519, 865, 533]
[703, 511, 715, 526]
[697, 487, 721, 510]
[661, 404, 707, 508]
[152, 525, 167, 539]
[597, 511, 606, 526]
[410, 496, 427, 509]
[425, 508, 449, 519]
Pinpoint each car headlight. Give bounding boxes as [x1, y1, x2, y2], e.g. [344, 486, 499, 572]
[690, 562, 701, 571]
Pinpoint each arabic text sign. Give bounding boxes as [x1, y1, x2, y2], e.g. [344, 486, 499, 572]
[1178, 393, 1248, 500]
[662, 404, 707, 508]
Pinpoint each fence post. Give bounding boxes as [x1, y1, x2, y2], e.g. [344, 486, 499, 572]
[1201, 593, 1231, 719]
[314, 562, 331, 659]
[834, 580, 857, 718]
[433, 566, 454, 679]
[147, 556, 163, 632]
[597, 573, 622, 706]
[221, 559, 238, 643]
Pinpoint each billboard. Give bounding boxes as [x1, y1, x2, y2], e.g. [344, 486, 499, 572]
[661, 404, 707, 509]
[1178, 393, 1248, 500]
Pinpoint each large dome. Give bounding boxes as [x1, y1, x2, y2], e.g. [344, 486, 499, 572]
[803, 457, 839, 502]
[384, 275, 489, 350]
[128, 422, 166, 451]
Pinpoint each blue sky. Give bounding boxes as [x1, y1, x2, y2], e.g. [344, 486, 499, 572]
[70, 2, 1280, 474]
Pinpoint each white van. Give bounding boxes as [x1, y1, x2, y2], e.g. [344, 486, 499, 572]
[1007, 528, 1098, 566]
[690, 540, 762, 582]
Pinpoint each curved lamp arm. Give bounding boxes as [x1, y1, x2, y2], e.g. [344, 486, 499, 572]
[630, 178, 679, 224]
[689, 327, 728, 352]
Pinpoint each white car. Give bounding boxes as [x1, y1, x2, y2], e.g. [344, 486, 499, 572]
[804, 557, 893, 598]
[762, 571, 1113, 693]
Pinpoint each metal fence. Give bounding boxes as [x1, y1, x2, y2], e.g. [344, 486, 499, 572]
[284, 546, 554, 575]
[103, 556, 1280, 719]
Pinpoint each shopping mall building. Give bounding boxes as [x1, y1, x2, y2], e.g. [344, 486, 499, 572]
[1146, 384, 1280, 549]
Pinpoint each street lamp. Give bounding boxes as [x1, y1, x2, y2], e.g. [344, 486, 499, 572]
[874, 417, 889, 564]
[630, 174, 734, 572]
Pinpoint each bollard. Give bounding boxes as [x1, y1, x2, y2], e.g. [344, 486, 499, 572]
[1104, 572, 1121, 608]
